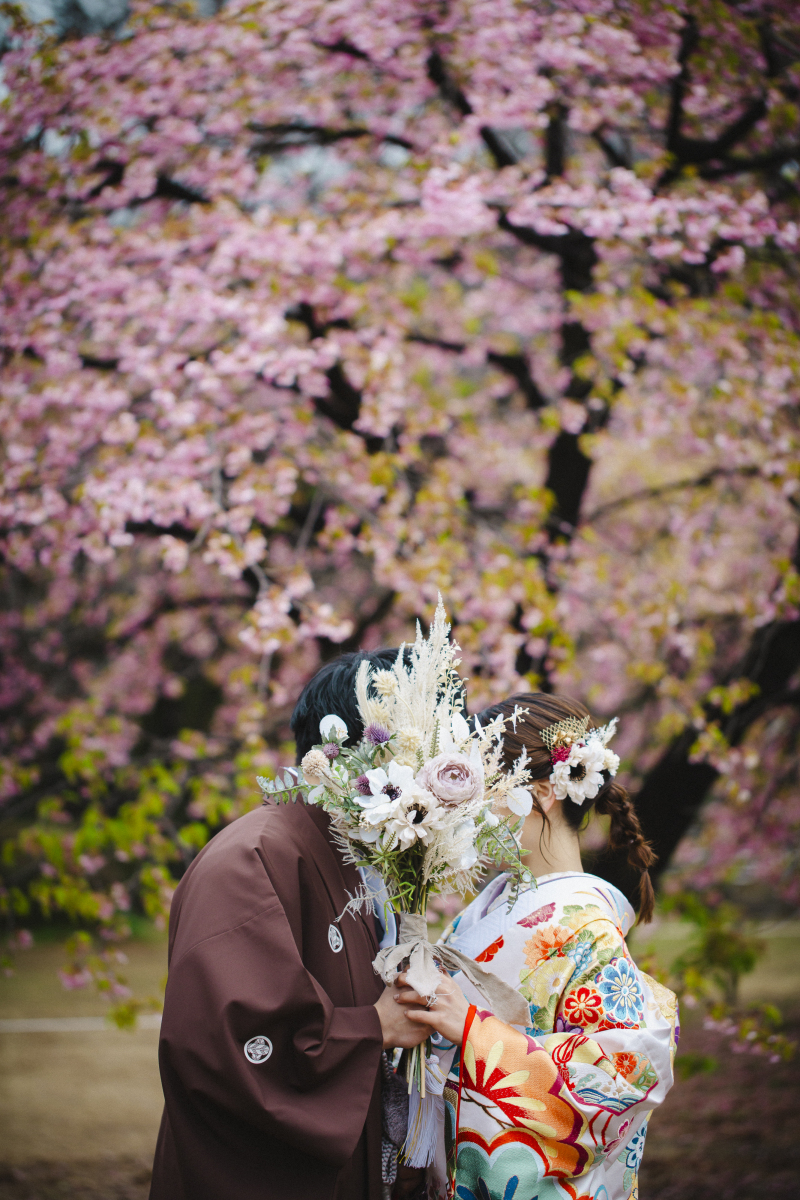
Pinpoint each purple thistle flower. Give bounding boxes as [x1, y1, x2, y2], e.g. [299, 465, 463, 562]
[354, 775, 372, 796]
[322, 743, 340, 760]
[364, 723, 391, 746]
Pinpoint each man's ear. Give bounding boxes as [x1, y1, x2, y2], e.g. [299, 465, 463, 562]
[531, 779, 558, 814]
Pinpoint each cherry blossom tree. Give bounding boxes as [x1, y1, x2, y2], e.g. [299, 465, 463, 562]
[1, 0, 799, 1003]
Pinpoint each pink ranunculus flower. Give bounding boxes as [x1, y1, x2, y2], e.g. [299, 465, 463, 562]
[416, 752, 482, 809]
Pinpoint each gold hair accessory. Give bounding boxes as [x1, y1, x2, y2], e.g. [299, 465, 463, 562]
[540, 715, 590, 759]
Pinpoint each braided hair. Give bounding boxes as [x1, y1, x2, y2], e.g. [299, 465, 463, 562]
[473, 693, 656, 923]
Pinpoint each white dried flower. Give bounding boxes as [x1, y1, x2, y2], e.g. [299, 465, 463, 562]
[301, 748, 330, 786]
[395, 727, 423, 756]
[372, 670, 398, 697]
[602, 748, 620, 775]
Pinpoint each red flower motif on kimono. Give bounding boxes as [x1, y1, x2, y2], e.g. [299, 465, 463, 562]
[597, 1018, 640, 1032]
[613, 1051, 639, 1079]
[518, 901, 556, 928]
[475, 935, 504, 963]
[562, 986, 603, 1027]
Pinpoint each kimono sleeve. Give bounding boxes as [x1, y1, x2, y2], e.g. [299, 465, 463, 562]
[456, 917, 677, 1181]
[159, 884, 383, 1169]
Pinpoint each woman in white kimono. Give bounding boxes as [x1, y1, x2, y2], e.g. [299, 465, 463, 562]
[396, 694, 678, 1200]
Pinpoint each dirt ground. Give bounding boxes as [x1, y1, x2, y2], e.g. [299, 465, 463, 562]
[639, 1007, 800, 1200]
[1, 1014, 797, 1200]
[0, 924, 798, 1198]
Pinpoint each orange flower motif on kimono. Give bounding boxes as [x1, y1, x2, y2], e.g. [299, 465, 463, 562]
[524, 924, 572, 968]
[612, 1052, 639, 1080]
[475, 935, 504, 963]
[597, 1017, 640, 1032]
[562, 986, 603, 1027]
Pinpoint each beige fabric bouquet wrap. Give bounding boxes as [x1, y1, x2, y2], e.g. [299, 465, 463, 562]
[374, 912, 530, 1026]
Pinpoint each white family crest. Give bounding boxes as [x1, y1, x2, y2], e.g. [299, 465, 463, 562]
[328, 923, 344, 953]
[244, 1035, 273, 1064]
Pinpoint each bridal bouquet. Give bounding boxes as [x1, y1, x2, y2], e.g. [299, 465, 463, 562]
[258, 599, 534, 1155]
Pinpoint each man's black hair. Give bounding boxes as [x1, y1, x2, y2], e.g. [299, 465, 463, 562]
[291, 648, 408, 763]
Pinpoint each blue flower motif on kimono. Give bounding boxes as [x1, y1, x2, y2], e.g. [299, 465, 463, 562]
[597, 958, 644, 1025]
[526, 1002, 550, 1034]
[622, 1125, 647, 1172]
[566, 939, 593, 973]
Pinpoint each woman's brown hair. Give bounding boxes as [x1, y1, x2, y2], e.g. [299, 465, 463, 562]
[474, 693, 656, 923]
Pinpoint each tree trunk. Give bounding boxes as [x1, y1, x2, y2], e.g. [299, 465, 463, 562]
[593, 614, 800, 903]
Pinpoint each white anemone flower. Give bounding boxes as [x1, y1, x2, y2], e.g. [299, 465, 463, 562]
[356, 760, 418, 827]
[319, 713, 348, 741]
[363, 760, 416, 797]
[551, 740, 606, 805]
[357, 789, 403, 827]
[387, 786, 445, 849]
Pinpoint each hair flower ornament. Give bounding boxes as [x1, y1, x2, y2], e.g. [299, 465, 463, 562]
[541, 715, 620, 806]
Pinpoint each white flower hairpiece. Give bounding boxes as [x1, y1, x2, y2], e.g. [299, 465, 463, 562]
[541, 714, 620, 806]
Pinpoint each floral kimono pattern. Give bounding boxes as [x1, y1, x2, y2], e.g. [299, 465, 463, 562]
[434, 871, 678, 1200]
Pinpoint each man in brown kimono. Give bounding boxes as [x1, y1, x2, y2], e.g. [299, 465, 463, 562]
[150, 651, 426, 1200]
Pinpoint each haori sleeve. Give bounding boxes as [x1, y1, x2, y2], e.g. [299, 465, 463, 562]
[456, 914, 677, 1183]
[158, 873, 383, 1169]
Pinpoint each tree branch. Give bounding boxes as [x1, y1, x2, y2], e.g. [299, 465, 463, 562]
[427, 50, 472, 117]
[697, 144, 800, 180]
[249, 122, 414, 154]
[324, 587, 397, 657]
[545, 103, 568, 180]
[407, 336, 547, 409]
[669, 97, 768, 167]
[314, 38, 372, 61]
[660, 15, 772, 187]
[486, 351, 548, 410]
[153, 174, 210, 205]
[585, 466, 760, 523]
[497, 212, 598, 293]
[125, 520, 195, 542]
[108, 594, 250, 647]
[592, 129, 633, 169]
[426, 50, 520, 169]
